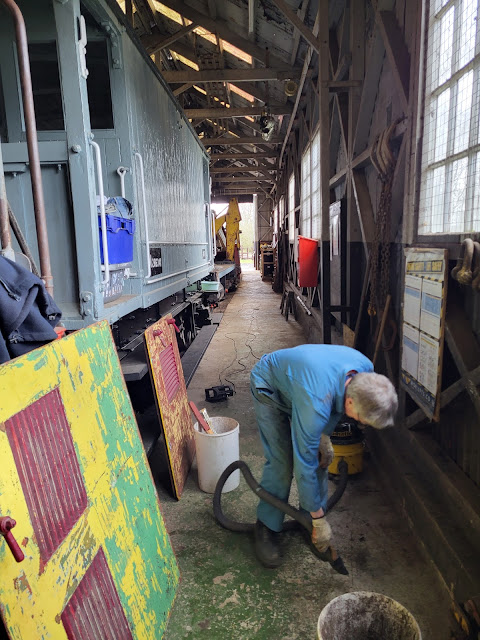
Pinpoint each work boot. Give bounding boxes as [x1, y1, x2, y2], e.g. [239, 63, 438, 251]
[254, 520, 282, 568]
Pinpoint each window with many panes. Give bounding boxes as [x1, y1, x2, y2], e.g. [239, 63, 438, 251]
[288, 172, 295, 241]
[300, 129, 321, 239]
[301, 146, 311, 236]
[279, 196, 285, 230]
[311, 129, 321, 239]
[418, 0, 480, 235]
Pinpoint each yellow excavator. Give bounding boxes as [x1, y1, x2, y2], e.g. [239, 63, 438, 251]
[214, 198, 241, 263]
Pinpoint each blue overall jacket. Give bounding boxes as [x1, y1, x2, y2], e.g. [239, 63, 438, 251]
[251, 344, 373, 512]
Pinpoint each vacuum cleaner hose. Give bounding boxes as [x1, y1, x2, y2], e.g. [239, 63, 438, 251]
[213, 459, 348, 534]
[213, 459, 349, 574]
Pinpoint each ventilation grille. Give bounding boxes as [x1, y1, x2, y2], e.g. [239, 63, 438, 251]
[61, 547, 133, 640]
[159, 344, 180, 403]
[6, 388, 88, 563]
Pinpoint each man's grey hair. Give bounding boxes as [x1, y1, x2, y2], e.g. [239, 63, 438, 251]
[346, 373, 398, 428]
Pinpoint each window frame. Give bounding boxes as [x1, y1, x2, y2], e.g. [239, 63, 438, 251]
[288, 172, 295, 242]
[300, 144, 312, 237]
[414, 0, 480, 245]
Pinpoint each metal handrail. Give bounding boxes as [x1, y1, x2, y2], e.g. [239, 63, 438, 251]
[134, 152, 151, 279]
[89, 140, 109, 286]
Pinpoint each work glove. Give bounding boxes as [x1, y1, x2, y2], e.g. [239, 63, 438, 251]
[311, 516, 332, 553]
[319, 434, 334, 469]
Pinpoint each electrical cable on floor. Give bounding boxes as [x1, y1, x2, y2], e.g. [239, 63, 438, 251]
[217, 330, 262, 393]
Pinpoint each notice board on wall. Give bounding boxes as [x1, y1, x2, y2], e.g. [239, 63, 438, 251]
[400, 248, 448, 420]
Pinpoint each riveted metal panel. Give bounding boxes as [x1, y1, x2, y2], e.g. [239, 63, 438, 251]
[122, 34, 212, 289]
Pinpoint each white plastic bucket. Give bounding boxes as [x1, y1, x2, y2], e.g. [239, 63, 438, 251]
[317, 592, 422, 640]
[193, 416, 240, 493]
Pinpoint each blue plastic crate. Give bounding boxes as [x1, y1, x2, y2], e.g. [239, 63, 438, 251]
[98, 213, 136, 265]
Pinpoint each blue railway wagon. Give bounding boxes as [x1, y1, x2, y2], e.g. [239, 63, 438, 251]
[0, 0, 213, 333]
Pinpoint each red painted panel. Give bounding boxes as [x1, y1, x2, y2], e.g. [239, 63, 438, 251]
[298, 235, 319, 287]
[159, 344, 180, 403]
[5, 388, 88, 563]
[61, 547, 133, 640]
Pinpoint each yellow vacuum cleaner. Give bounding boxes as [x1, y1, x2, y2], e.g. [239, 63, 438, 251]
[328, 420, 365, 475]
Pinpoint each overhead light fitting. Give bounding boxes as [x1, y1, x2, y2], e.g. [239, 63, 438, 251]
[284, 79, 298, 96]
[259, 106, 276, 141]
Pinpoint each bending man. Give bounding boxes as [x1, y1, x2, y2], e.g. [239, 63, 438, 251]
[250, 344, 398, 568]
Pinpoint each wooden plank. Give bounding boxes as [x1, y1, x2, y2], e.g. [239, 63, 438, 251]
[445, 324, 480, 422]
[158, 0, 289, 69]
[163, 68, 299, 83]
[185, 105, 292, 118]
[213, 176, 275, 183]
[173, 83, 193, 96]
[319, 0, 331, 343]
[351, 169, 375, 247]
[270, 0, 320, 53]
[352, 29, 385, 156]
[210, 152, 278, 160]
[145, 23, 198, 55]
[376, 10, 410, 112]
[203, 136, 282, 145]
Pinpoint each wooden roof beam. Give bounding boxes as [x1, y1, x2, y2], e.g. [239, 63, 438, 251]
[270, 0, 320, 53]
[157, 0, 288, 69]
[213, 176, 276, 183]
[210, 167, 276, 175]
[185, 106, 291, 118]
[210, 152, 279, 160]
[146, 22, 198, 55]
[202, 137, 282, 145]
[163, 68, 299, 83]
[173, 83, 193, 96]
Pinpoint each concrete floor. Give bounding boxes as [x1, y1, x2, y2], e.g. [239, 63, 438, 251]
[154, 263, 453, 640]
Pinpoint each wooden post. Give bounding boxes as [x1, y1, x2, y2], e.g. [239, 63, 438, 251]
[319, 0, 331, 343]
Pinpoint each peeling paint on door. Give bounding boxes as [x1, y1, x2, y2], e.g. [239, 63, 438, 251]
[144, 315, 195, 499]
[0, 321, 179, 639]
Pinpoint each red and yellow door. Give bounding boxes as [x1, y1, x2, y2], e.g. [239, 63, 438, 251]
[0, 321, 178, 639]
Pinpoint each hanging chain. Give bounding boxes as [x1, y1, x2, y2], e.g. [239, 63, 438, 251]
[368, 122, 397, 317]
[379, 166, 393, 310]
